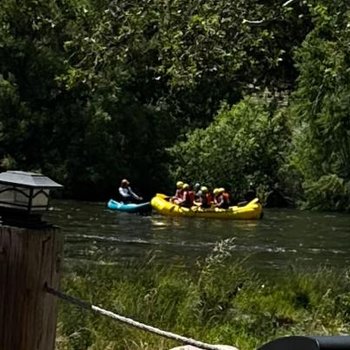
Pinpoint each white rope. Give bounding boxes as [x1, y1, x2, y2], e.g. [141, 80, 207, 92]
[46, 285, 235, 350]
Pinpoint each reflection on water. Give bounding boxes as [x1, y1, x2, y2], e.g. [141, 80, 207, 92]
[44, 200, 350, 276]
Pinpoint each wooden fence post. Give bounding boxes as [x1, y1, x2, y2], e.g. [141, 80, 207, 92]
[0, 225, 63, 350]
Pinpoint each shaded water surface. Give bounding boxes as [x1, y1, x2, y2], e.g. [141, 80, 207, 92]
[45, 200, 350, 276]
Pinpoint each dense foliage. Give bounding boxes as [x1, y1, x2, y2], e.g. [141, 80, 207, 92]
[288, 1, 350, 210]
[0, 0, 349, 209]
[57, 239, 350, 350]
[168, 94, 290, 200]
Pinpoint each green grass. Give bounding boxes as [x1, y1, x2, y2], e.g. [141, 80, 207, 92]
[56, 240, 350, 350]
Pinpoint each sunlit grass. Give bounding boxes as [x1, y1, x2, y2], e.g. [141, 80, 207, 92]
[56, 239, 350, 350]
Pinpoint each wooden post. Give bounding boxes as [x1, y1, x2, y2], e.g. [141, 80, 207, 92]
[0, 225, 63, 350]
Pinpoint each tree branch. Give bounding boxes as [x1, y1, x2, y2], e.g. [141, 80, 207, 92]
[282, 0, 297, 7]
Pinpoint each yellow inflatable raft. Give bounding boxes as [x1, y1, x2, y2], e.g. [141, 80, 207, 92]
[151, 194, 263, 220]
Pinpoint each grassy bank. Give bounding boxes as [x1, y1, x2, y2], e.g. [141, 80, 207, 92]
[56, 239, 350, 350]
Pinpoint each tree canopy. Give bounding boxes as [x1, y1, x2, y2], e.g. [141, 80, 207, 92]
[0, 0, 349, 210]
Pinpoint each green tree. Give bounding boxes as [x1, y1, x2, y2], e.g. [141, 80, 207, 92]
[168, 93, 290, 199]
[54, 0, 311, 197]
[0, 0, 312, 200]
[288, 0, 350, 210]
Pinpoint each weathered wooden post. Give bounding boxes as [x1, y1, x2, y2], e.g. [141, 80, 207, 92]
[0, 171, 63, 350]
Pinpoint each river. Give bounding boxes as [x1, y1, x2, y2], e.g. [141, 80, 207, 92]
[45, 200, 350, 277]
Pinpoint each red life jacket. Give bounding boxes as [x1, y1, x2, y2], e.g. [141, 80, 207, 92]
[182, 190, 194, 207]
[223, 192, 230, 204]
[207, 193, 213, 205]
[201, 193, 212, 208]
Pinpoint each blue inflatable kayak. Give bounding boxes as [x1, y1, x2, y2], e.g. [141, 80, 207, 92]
[107, 199, 151, 214]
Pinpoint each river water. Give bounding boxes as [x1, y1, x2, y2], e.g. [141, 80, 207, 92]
[45, 200, 350, 277]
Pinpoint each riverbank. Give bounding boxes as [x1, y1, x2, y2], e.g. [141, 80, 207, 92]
[56, 239, 350, 350]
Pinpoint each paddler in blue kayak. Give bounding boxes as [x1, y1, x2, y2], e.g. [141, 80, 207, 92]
[118, 179, 143, 203]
